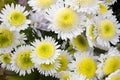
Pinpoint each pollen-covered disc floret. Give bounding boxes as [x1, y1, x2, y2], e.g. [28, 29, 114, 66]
[46, 3, 86, 40]
[0, 3, 31, 31]
[11, 46, 34, 76]
[0, 52, 12, 70]
[93, 15, 120, 50]
[31, 36, 60, 64]
[97, 47, 120, 79]
[69, 52, 97, 80]
[0, 24, 23, 53]
[65, 0, 100, 14]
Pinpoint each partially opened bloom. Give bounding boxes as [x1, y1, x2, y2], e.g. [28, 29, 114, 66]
[97, 47, 120, 79]
[31, 36, 60, 64]
[0, 3, 31, 31]
[105, 69, 120, 80]
[11, 45, 34, 76]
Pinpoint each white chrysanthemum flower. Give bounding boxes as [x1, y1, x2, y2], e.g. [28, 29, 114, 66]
[69, 51, 97, 80]
[31, 36, 60, 64]
[96, 47, 120, 79]
[0, 24, 23, 53]
[102, 0, 117, 5]
[106, 69, 120, 80]
[11, 45, 34, 76]
[65, 0, 101, 14]
[28, 0, 63, 12]
[29, 11, 50, 31]
[0, 3, 31, 31]
[45, 3, 86, 40]
[92, 15, 120, 50]
[35, 59, 60, 76]
[0, 52, 12, 70]
[71, 35, 90, 52]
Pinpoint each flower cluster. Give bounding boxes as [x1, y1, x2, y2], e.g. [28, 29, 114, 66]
[0, 0, 120, 80]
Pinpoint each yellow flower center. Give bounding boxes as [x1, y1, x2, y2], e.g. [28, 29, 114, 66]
[1, 53, 11, 64]
[62, 73, 70, 80]
[36, 0, 56, 8]
[40, 62, 55, 70]
[16, 50, 33, 70]
[103, 56, 120, 75]
[36, 42, 55, 59]
[98, 19, 116, 40]
[73, 35, 89, 51]
[54, 8, 79, 31]
[75, 0, 97, 6]
[0, 28, 14, 48]
[99, 3, 108, 14]
[89, 24, 96, 42]
[8, 10, 26, 26]
[111, 75, 120, 80]
[57, 54, 69, 72]
[77, 57, 97, 78]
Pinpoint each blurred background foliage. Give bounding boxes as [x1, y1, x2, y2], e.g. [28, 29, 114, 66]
[0, 0, 120, 80]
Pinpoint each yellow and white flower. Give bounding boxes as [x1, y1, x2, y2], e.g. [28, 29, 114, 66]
[69, 51, 97, 80]
[35, 59, 60, 76]
[31, 36, 60, 64]
[106, 69, 120, 80]
[45, 3, 86, 40]
[11, 45, 34, 76]
[97, 47, 120, 79]
[0, 3, 31, 31]
[28, 0, 63, 12]
[0, 24, 24, 53]
[0, 52, 12, 70]
[65, 0, 101, 14]
[92, 15, 120, 50]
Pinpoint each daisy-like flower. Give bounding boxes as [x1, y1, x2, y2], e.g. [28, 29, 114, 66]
[46, 3, 86, 40]
[28, 0, 63, 12]
[69, 51, 97, 80]
[96, 47, 120, 79]
[0, 3, 31, 31]
[0, 24, 23, 53]
[0, 52, 12, 70]
[31, 36, 60, 64]
[11, 45, 34, 76]
[56, 50, 72, 73]
[92, 15, 120, 50]
[71, 35, 89, 52]
[102, 0, 117, 5]
[65, 0, 101, 14]
[35, 59, 60, 76]
[106, 69, 120, 80]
